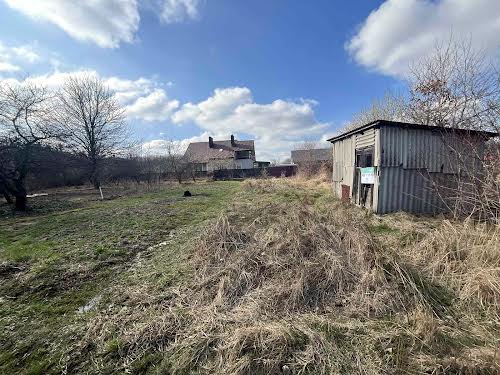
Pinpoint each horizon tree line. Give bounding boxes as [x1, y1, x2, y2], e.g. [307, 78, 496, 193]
[0, 75, 193, 211]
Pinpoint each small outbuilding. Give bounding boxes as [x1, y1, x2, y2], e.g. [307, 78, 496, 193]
[291, 148, 332, 175]
[327, 120, 497, 214]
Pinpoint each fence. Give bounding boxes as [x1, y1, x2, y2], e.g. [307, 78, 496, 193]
[213, 165, 297, 180]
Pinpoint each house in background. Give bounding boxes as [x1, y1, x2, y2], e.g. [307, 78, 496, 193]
[328, 120, 497, 214]
[184, 135, 258, 172]
[291, 148, 332, 174]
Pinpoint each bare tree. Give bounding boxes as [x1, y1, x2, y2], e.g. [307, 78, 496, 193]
[344, 39, 499, 135]
[341, 91, 409, 132]
[407, 38, 500, 220]
[292, 141, 332, 176]
[0, 82, 61, 210]
[408, 38, 500, 132]
[58, 75, 128, 189]
[164, 140, 190, 183]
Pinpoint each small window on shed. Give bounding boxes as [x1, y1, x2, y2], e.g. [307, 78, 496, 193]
[365, 153, 373, 167]
[355, 147, 374, 168]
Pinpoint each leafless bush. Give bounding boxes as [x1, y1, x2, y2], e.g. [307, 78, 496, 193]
[434, 136, 500, 221]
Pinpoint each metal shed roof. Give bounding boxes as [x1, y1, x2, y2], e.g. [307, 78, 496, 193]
[327, 120, 498, 143]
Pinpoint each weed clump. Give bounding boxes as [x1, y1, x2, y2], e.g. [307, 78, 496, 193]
[159, 198, 439, 373]
[192, 203, 404, 317]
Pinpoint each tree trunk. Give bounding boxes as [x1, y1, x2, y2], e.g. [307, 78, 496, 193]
[2, 190, 13, 204]
[15, 194, 27, 211]
[13, 180, 28, 211]
[90, 160, 101, 190]
[92, 178, 100, 189]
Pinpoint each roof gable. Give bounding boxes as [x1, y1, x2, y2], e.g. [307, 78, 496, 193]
[185, 139, 255, 162]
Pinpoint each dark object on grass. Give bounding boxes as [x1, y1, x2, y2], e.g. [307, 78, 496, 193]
[183, 191, 192, 197]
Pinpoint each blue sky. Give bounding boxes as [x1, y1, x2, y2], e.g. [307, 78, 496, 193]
[0, 0, 499, 160]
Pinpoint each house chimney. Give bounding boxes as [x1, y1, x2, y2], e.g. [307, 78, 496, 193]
[209, 136, 214, 148]
[231, 134, 235, 146]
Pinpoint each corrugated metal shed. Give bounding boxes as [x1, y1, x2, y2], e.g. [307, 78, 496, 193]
[328, 120, 496, 215]
[379, 125, 485, 173]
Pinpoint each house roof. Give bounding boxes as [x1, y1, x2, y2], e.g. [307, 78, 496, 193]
[291, 148, 331, 162]
[327, 120, 499, 143]
[184, 139, 255, 162]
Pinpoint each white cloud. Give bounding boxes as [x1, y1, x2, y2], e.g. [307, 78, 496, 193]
[16, 70, 98, 89]
[141, 132, 211, 155]
[171, 87, 329, 160]
[125, 89, 179, 122]
[347, 0, 500, 77]
[0, 62, 20, 72]
[11, 45, 40, 63]
[2, 69, 176, 123]
[0, 41, 40, 72]
[160, 0, 200, 23]
[2, 0, 140, 48]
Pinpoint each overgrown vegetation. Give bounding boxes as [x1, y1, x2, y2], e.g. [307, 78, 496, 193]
[1, 178, 499, 374]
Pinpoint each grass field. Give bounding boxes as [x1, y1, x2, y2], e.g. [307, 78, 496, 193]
[0, 179, 499, 374]
[0, 181, 240, 374]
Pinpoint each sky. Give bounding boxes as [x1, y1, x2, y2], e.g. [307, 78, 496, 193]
[0, 0, 499, 161]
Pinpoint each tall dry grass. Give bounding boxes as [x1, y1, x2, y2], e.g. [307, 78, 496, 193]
[404, 219, 500, 314]
[77, 178, 500, 374]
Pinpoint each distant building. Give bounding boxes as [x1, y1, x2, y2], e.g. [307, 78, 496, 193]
[328, 120, 497, 214]
[291, 148, 332, 173]
[254, 161, 271, 168]
[184, 135, 256, 172]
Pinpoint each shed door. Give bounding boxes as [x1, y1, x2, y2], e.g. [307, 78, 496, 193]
[354, 147, 375, 209]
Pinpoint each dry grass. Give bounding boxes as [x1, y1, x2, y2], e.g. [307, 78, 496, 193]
[77, 178, 500, 374]
[404, 219, 500, 314]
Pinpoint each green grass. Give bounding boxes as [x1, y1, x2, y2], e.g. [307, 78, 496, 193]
[370, 223, 401, 235]
[0, 181, 241, 375]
